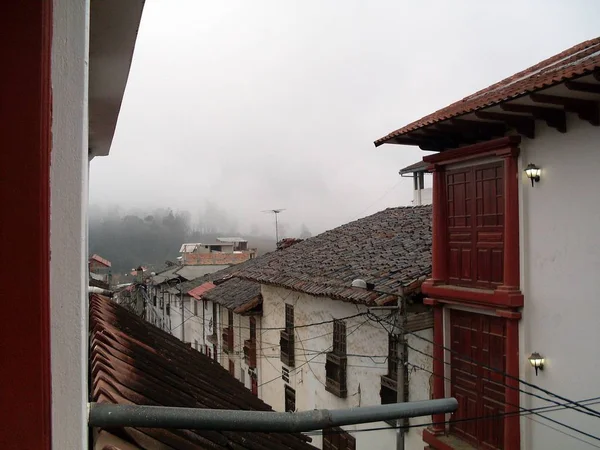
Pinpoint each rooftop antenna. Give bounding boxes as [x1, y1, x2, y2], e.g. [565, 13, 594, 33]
[262, 209, 286, 243]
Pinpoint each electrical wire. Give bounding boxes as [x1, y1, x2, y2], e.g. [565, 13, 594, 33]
[258, 318, 371, 388]
[369, 313, 600, 420]
[171, 303, 368, 332]
[302, 397, 600, 448]
[403, 361, 600, 445]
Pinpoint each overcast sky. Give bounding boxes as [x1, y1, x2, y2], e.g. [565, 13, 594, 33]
[89, 0, 600, 237]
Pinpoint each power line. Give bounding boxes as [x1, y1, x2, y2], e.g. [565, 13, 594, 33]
[258, 318, 371, 388]
[172, 304, 368, 333]
[302, 397, 600, 448]
[352, 180, 402, 220]
[403, 360, 600, 445]
[369, 313, 600, 420]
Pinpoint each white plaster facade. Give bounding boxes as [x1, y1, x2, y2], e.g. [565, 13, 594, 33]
[259, 285, 433, 450]
[164, 291, 262, 392]
[49, 1, 143, 447]
[518, 116, 600, 449]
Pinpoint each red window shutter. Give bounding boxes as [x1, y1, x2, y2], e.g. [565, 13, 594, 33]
[450, 309, 505, 448]
[446, 162, 504, 288]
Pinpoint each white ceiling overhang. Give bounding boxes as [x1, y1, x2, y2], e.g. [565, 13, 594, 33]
[89, 0, 145, 158]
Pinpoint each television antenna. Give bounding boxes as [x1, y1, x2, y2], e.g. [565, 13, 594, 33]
[262, 209, 286, 243]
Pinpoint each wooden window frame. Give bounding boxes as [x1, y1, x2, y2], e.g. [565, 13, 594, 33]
[326, 320, 347, 398]
[323, 427, 356, 450]
[284, 385, 296, 412]
[280, 304, 295, 366]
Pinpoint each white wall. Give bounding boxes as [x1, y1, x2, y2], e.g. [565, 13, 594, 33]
[519, 116, 600, 450]
[50, 0, 89, 448]
[260, 285, 432, 450]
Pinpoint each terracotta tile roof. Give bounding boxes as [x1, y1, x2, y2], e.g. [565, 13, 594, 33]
[90, 294, 315, 450]
[91, 254, 112, 267]
[188, 282, 216, 300]
[235, 206, 432, 304]
[375, 37, 600, 146]
[202, 278, 262, 314]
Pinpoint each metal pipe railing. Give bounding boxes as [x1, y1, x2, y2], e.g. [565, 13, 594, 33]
[89, 398, 457, 433]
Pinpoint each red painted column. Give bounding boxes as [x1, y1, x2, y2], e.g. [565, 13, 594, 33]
[431, 303, 446, 433]
[504, 316, 521, 449]
[0, 2, 52, 449]
[431, 166, 448, 284]
[500, 154, 520, 290]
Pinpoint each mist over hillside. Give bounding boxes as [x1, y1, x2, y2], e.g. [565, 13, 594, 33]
[88, 204, 312, 273]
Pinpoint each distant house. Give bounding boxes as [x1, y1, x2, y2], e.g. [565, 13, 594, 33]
[236, 206, 433, 450]
[147, 264, 229, 334]
[201, 277, 263, 395]
[89, 253, 111, 272]
[159, 258, 265, 394]
[89, 294, 315, 450]
[180, 238, 256, 265]
[375, 37, 600, 450]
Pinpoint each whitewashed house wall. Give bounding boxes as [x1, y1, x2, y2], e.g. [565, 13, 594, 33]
[259, 284, 433, 450]
[519, 116, 600, 450]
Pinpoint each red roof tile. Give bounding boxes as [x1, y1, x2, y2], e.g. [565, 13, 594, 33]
[90, 294, 314, 450]
[90, 254, 112, 267]
[188, 282, 216, 300]
[375, 37, 600, 146]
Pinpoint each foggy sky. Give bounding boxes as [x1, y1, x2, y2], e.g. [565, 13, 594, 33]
[89, 0, 600, 237]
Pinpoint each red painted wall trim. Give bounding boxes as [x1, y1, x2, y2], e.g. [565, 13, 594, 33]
[424, 136, 521, 167]
[0, 2, 52, 449]
[431, 305, 446, 433]
[504, 317, 521, 448]
[422, 282, 524, 308]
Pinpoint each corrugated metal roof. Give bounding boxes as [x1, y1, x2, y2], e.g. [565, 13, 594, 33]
[399, 160, 429, 175]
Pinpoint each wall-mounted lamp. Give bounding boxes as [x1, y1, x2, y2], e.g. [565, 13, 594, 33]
[525, 163, 541, 187]
[528, 352, 544, 376]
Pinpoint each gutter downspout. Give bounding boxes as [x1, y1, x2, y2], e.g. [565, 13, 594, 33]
[88, 398, 458, 432]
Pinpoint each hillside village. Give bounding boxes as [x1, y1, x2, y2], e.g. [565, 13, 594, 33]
[4, 2, 600, 450]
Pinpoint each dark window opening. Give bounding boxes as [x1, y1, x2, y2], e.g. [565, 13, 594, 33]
[323, 427, 356, 450]
[326, 320, 347, 398]
[284, 385, 295, 412]
[280, 304, 295, 366]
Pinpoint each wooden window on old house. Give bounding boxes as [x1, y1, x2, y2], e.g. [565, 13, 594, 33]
[284, 385, 296, 412]
[280, 304, 295, 366]
[244, 317, 257, 368]
[326, 320, 347, 398]
[223, 309, 234, 353]
[229, 359, 235, 376]
[193, 299, 198, 316]
[212, 306, 218, 336]
[450, 309, 506, 449]
[446, 162, 504, 288]
[323, 427, 356, 450]
[251, 375, 258, 396]
[381, 334, 399, 405]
